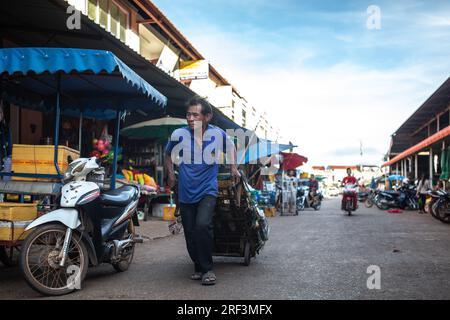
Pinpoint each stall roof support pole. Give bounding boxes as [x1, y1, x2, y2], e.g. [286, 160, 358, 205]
[111, 110, 122, 190]
[430, 147, 433, 187]
[415, 154, 418, 180]
[78, 112, 83, 153]
[53, 73, 62, 176]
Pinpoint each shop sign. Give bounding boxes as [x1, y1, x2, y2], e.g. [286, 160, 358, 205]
[179, 60, 209, 81]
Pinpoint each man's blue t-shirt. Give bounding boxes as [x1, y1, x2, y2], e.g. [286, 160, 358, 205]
[165, 125, 231, 204]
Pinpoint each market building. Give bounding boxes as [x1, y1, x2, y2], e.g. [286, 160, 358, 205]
[383, 78, 450, 186]
[0, 0, 290, 220]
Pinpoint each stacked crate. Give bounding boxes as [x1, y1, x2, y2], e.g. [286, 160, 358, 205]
[11, 144, 79, 181]
[0, 203, 38, 241]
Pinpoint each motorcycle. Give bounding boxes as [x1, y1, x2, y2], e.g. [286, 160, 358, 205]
[19, 157, 141, 296]
[342, 184, 358, 215]
[357, 190, 370, 202]
[296, 186, 322, 212]
[376, 185, 418, 210]
[364, 189, 380, 208]
[429, 189, 450, 224]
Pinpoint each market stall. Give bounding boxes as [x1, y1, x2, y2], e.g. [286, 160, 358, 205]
[119, 116, 187, 220]
[0, 47, 167, 265]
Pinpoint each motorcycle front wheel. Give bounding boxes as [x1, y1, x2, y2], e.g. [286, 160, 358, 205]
[375, 199, 389, 210]
[19, 224, 89, 296]
[365, 197, 374, 208]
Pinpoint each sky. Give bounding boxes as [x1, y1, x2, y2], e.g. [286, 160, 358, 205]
[152, 0, 450, 167]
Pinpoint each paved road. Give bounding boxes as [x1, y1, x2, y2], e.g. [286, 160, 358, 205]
[1, 198, 450, 300]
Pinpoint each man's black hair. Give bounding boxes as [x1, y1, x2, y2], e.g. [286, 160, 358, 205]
[185, 96, 213, 116]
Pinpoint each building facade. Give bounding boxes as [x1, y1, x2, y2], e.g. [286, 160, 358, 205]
[66, 0, 280, 138]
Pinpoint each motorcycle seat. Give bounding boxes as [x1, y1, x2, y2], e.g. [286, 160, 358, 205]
[100, 185, 139, 207]
[382, 191, 400, 196]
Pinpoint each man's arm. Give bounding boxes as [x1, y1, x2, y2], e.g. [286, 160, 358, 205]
[164, 152, 175, 188]
[222, 130, 241, 182]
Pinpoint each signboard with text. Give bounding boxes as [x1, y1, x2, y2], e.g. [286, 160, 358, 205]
[179, 60, 209, 81]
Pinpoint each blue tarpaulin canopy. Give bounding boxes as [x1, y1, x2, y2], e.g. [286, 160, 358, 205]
[0, 47, 167, 119]
[388, 174, 405, 181]
[240, 136, 295, 165]
[0, 47, 167, 188]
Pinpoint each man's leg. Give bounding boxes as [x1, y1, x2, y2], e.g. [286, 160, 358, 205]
[194, 195, 217, 273]
[180, 202, 201, 273]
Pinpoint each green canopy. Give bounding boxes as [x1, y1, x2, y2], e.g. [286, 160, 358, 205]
[120, 116, 187, 140]
[440, 147, 450, 180]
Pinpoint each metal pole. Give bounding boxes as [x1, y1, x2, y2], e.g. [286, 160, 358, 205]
[78, 112, 83, 153]
[396, 162, 399, 175]
[111, 110, 122, 190]
[430, 147, 433, 187]
[415, 154, 418, 180]
[53, 73, 61, 176]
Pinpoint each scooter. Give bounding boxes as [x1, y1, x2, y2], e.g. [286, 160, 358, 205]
[342, 184, 358, 215]
[19, 157, 141, 296]
[376, 185, 418, 210]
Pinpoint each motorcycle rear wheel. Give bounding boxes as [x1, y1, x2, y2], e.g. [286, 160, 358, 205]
[435, 202, 450, 224]
[112, 219, 136, 272]
[20, 224, 89, 296]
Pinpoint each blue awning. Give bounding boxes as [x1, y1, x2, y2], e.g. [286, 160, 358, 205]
[0, 47, 167, 119]
[239, 136, 296, 164]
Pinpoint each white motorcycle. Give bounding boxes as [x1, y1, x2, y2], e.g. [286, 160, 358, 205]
[19, 157, 140, 296]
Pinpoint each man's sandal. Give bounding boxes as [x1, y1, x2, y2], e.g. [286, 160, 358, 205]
[190, 272, 202, 280]
[202, 271, 216, 285]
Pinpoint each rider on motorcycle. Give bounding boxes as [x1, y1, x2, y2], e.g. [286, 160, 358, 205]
[309, 174, 319, 205]
[341, 168, 358, 210]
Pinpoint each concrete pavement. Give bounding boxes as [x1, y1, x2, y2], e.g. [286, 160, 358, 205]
[1, 198, 450, 299]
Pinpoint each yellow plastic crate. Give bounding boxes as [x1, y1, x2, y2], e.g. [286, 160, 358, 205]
[11, 144, 79, 181]
[0, 203, 37, 241]
[0, 202, 38, 221]
[0, 221, 32, 241]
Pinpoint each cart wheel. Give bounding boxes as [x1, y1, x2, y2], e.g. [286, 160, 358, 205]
[243, 241, 251, 266]
[0, 246, 18, 267]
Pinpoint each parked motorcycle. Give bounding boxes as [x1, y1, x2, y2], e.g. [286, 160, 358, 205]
[364, 189, 380, 208]
[342, 184, 358, 215]
[296, 186, 322, 212]
[357, 190, 369, 202]
[19, 157, 141, 296]
[376, 185, 418, 210]
[429, 189, 450, 224]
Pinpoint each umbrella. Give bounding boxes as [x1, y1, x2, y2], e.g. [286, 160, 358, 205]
[281, 152, 308, 171]
[388, 174, 404, 181]
[121, 116, 187, 139]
